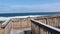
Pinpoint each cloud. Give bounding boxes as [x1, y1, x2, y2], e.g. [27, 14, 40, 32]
[0, 3, 60, 13]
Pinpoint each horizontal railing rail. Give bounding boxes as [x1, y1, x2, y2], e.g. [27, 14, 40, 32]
[1, 19, 11, 29]
[31, 19, 60, 34]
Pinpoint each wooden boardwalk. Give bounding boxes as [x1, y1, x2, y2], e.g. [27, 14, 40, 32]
[10, 28, 31, 34]
[0, 15, 60, 34]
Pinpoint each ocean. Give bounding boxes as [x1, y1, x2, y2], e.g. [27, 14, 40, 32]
[0, 12, 60, 17]
[0, 12, 60, 21]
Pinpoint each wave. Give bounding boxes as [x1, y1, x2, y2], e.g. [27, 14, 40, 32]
[0, 15, 46, 21]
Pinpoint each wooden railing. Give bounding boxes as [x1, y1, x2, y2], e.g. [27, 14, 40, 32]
[35, 16, 60, 29]
[31, 19, 60, 34]
[11, 18, 31, 29]
[0, 19, 12, 34]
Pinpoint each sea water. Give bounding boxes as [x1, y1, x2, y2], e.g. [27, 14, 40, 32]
[0, 12, 60, 21]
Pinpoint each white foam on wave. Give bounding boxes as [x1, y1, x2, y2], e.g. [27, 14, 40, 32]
[0, 15, 46, 21]
[0, 17, 10, 21]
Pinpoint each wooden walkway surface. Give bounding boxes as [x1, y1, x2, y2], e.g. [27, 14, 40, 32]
[10, 28, 31, 34]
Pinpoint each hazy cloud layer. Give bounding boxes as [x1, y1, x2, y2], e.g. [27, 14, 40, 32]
[0, 3, 60, 13]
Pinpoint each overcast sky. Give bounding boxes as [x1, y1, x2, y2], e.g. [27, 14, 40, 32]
[0, 0, 60, 13]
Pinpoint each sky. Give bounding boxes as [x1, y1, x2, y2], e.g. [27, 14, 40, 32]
[0, 0, 60, 13]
